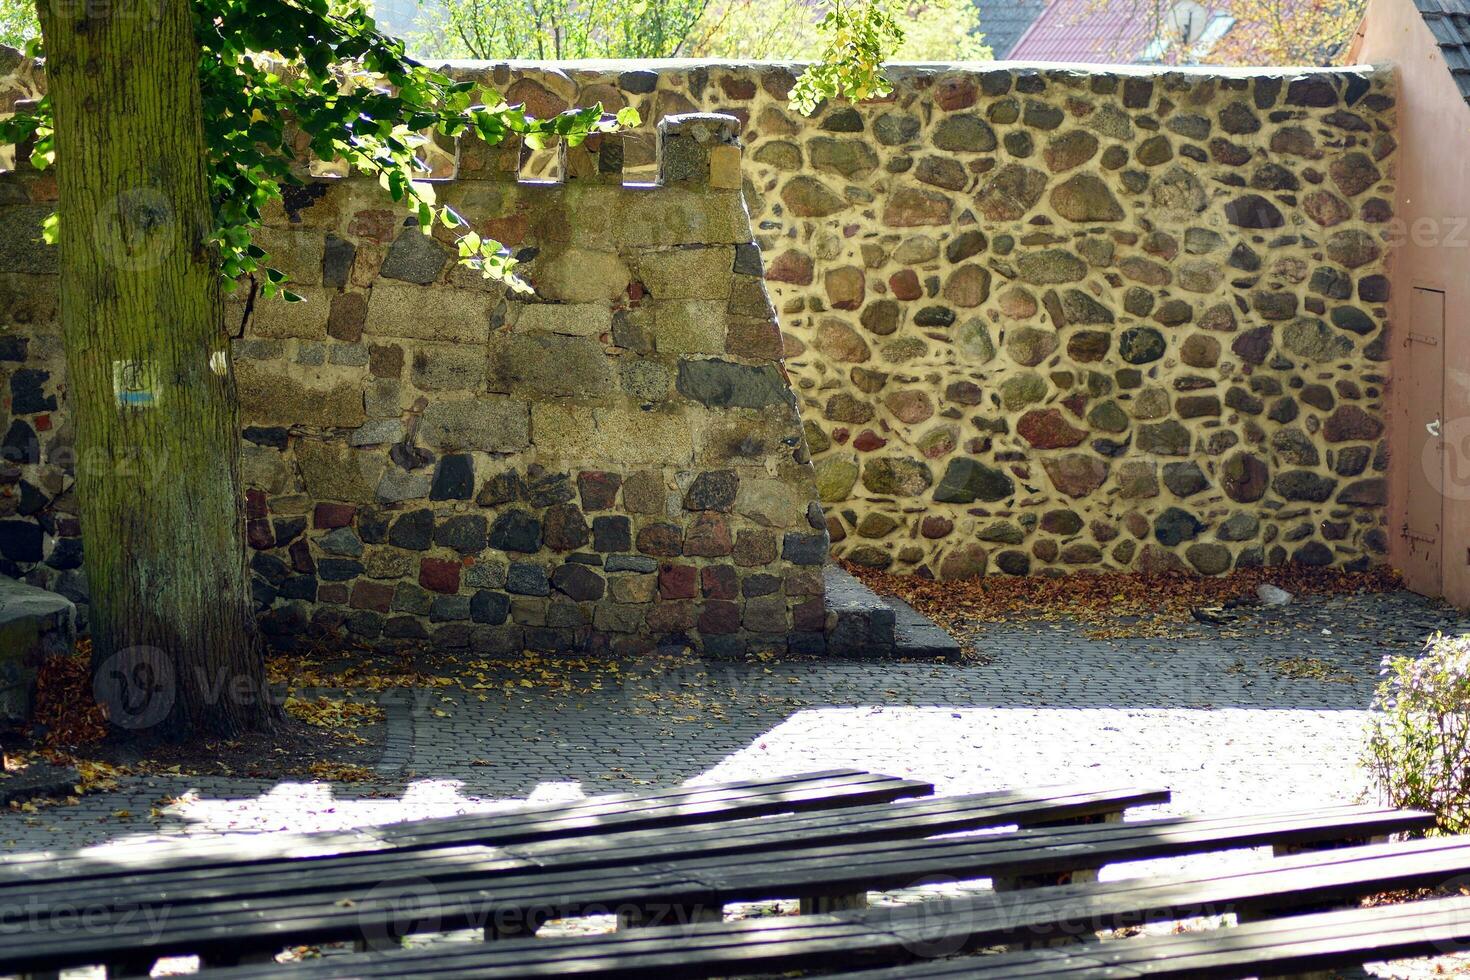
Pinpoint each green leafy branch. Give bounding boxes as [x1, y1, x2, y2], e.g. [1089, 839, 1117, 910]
[788, 0, 906, 116]
[0, 0, 639, 301]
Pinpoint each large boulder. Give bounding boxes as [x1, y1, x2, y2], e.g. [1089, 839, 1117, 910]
[0, 577, 76, 731]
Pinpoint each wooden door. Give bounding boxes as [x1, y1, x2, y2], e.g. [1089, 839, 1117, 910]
[1402, 286, 1445, 596]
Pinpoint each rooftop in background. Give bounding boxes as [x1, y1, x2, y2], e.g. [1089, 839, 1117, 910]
[1009, 0, 1235, 64]
[1411, 0, 1470, 103]
[975, 0, 1049, 58]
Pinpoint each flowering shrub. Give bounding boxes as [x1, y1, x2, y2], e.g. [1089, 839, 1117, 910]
[1365, 632, 1470, 834]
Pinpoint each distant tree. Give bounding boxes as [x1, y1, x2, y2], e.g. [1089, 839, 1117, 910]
[410, 0, 715, 59]
[1206, 0, 1364, 65]
[0, 0, 35, 49]
[408, 0, 991, 67]
[1077, 0, 1362, 66]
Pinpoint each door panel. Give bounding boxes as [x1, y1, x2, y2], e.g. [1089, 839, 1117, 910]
[1402, 286, 1444, 597]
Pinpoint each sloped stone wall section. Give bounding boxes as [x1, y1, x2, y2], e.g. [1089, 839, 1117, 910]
[432, 61, 1397, 579]
[0, 112, 828, 655]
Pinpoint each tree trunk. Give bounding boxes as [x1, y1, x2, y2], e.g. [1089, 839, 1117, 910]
[37, 0, 275, 737]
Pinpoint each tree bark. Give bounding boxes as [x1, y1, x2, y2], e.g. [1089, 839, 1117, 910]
[38, 0, 275, 737]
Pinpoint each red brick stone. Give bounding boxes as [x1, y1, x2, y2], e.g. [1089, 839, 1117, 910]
[577, 471, 622, 511]
[289, 539, 315, 574]
[683, 513, 733, 558]
[792, 598, 827, 632]
[350, 580, 395, 613]
[348, 209, 396, 242]
[646, 600, 698, 633]
[419, 557, 461, 594]
[889, 269, 922, 300]
[658, 563, 698, 600]
[318, 583, 350, 604]
[314, 502, 356, 529]
[698, 600, 741, 634]
[246, 519, 274, 551]
[853, 429, 887, 452]
[935, 78, 977, 111]
[701, 565, 739, 600]
[766, 250, 814, 285]
[733, 529, 777, 567]
[245, 488, 269, 520]
[921, 515, 954, 539]
[637, 523, 683, 557]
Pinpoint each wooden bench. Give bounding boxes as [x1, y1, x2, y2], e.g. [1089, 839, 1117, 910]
[0, 803, 1429, 975]
[843, 893, 1470, 978]
[0, 769, 933, 886]
[196, 836, 1470, 978]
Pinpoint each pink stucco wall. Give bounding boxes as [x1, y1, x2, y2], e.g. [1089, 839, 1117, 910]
[1355, 0, 1470, 604]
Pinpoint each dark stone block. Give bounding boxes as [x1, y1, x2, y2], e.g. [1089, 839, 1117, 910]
[470, 590, 510, 625]
[317, 558, 365, 581]
[250, 552, 290, 585]
[543, 503, 590, 551]
[321, 234, 356, 288]
[684, 470, 739, 512]
[389, 508, 434, 550]
[279, 575, 317, 601]
[0, 520, 42, 562]
[551, 563, 605, 601]
[0, 335, 27, 361]
[676, 359, 791, 409]
[1154, 507, 1203, 546]
[10, 369, 55, 414]
[489, 510, 542, 553]
[605, 554, 658, 573]
[2, 420, 39, 466]
[44, 537, 82, 570]
[434, 514, 488, 555]
[506, 562, 550, 596]
[782, 531, 829, 565]
[429, 454, 475, 501]
[592, 515, 631, 553]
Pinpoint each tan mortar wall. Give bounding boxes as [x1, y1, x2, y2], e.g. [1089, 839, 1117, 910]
[428, 60, 1397, 579]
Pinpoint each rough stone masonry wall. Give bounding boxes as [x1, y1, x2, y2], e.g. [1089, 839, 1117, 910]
[0, 113, 829, 655]
[0, 56, 1398, 595]
[435, 60, 1396, 579]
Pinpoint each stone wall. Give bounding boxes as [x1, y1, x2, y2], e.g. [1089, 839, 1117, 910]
[436, 60, 1396, 579]
[0, 57, 1398, 597]
[0, 114, 829, 655]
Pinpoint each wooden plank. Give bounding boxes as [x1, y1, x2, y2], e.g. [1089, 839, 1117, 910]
[0, 806, 1435, 974]
[197, 838, 1470, 979]
[0, 769, 932, 886]
[13, 786, 1168, 915]
[840, 894, 1470, 978]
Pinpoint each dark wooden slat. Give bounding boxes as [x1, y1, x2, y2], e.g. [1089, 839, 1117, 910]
[199, 837, 1470, 979]
[0, 770, 932, 886]
[841, 894, 1470, 978]
[14, 785, 1166, 914]
[0, 806, 1433, 974]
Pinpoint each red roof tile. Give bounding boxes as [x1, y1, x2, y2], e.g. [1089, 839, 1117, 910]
[1009, 0, 1162, 63]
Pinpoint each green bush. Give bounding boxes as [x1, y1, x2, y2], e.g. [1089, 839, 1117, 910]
[1365, 632, 1470, 834]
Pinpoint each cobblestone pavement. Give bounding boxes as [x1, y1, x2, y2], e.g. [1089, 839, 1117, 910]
[6, 588, 1470, 977]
